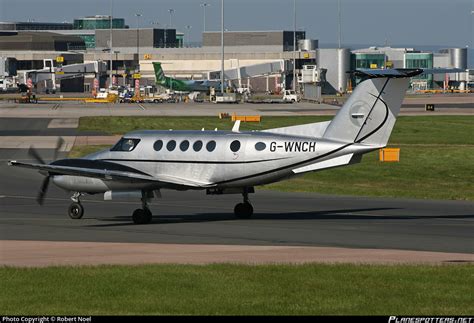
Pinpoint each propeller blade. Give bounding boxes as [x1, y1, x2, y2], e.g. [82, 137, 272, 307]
[37, 176, 50, 206]
[28, 146, 46, 165]
[53, 137, 64, 161]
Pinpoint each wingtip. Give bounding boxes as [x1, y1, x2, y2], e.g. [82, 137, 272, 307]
[7, 160, 16, 166]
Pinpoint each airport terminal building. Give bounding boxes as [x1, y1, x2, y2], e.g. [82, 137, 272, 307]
[0, 17, 471, 94]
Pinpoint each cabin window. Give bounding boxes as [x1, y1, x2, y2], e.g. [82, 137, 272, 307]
[206, 140, 216, 152]
[180, 140, 190, 152]
[255, 142, 266, 151]
[193, 140, 203, 152]
[153, 140, 163, 151]
[230, 140, 241, 152]
[167, 140, 176, 151]
[111, 138, 140, 152]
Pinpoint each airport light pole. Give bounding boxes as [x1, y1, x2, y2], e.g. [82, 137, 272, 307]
[114, 51, 119, 79]
[185, 25, 192, 47]
[221, 0, 225, 94]
[293, 0, 296, 92]
[168, 8, 175, 28]
[109, 0, 114, 89]
[200, 3, 210, 33]
[337, 0, 340, 49]
[135, 13, 142, 72]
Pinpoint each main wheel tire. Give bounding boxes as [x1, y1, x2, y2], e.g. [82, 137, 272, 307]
[68, 202, 84, 219]
[234, 202, 253, 219]
[132, 208, 153, 224]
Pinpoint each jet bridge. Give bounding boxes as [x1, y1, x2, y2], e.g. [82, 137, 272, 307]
[208, 60, 284, 83]
[22, 60, 108, 91]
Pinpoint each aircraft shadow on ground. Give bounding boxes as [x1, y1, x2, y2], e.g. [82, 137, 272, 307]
[83, 207, 474, 228]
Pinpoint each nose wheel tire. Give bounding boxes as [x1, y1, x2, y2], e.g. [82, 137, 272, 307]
[132, 208, 153, 224]
[68, 202, 84, 219]
[234, 202, 253, 219]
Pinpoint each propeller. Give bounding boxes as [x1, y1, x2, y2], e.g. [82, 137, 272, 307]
[28, 137, 64, 205]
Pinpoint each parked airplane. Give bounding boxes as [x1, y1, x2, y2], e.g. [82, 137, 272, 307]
[153, 62, 222, 93]
[8, 68, 444, 224]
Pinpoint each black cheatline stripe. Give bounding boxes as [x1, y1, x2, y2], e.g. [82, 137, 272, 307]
[100, 157, 288, 165]
[356, 93, 390, 143]
[52, 159, 152, 177]
[353, 78, 390, 143]
[214, 142, 353, 185]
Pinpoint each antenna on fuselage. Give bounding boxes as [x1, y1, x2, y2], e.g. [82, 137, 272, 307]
[232, 120, 241, 132]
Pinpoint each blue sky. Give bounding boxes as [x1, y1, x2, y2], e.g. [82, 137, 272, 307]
[0, 0, 472, 48]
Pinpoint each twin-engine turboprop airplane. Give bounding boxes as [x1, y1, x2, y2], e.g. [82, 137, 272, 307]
[153, 62, 222, 93]
[8, 68, 448, 224]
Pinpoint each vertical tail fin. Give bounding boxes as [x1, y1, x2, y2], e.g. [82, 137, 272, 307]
[323, 74, 412, 147]
[153, 62, 167, 85]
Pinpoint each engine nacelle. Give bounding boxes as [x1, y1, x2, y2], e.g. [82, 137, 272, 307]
[52, 175, 109, 193]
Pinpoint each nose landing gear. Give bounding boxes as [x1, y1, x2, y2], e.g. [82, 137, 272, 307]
[68, 192, 84, 219]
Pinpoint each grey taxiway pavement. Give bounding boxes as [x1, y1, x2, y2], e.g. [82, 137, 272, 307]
[0, 116, 473, 255]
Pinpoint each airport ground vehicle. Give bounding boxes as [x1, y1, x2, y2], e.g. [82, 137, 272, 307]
[0, 78, 11, 91]
[245, 90, 300, 104]
[282, 90, 300, 102]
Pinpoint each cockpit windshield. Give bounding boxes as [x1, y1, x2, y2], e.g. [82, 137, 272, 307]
[111, 138, 141, 152]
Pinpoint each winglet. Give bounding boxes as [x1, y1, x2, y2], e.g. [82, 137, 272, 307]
[232, 120, 241, 132]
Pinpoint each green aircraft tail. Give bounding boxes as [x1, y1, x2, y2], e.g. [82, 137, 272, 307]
[153, 62, 167, 85]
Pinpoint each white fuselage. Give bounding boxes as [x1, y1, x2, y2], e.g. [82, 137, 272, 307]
[52, 130, 375, 193]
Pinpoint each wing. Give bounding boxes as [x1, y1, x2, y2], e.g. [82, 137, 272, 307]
[8, 160, 215, 189]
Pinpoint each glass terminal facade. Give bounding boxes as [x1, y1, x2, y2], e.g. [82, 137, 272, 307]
[354, 53, 386, 69]
[73, 17, 126, 30]
[73, 16, 126, 48]
[405, 53, 433, 90]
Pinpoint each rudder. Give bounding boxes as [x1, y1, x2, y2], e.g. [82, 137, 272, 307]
[153, 62, 166, 85]
[323, 77, 409, 147]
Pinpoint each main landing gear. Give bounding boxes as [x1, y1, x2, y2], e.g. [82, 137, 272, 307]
[234, 189, 254, 219]
[68, 192, 84, 219]
[132, 193, 153, 225]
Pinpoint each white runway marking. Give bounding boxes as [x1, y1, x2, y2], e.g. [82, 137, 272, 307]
[138, 104, 146, 110]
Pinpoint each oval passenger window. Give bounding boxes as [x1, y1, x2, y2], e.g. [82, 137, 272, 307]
[154, 140, 163, 151]
[230, 140, 241, 152]
[180, 140, 190, 152]
[167, 140, 176, 151]
[193, 140, 203, 152]
[206, 141, 216, 152]
[255, 142, 266, 151]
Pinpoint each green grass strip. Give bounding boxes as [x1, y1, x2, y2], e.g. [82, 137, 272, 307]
[1, 264, 472, 315]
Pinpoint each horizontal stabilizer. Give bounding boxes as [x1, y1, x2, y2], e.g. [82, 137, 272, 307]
[292, 154, 356, 174]
[353, 68, 465, 79]
[263, 121, 331, 138]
